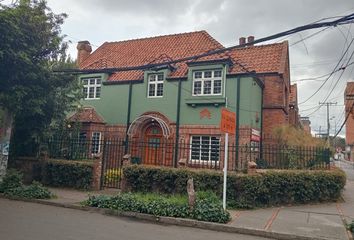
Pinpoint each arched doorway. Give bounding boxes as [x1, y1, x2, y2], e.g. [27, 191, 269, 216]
[143, 125, 163, 165]
[127, 113, 172, 166]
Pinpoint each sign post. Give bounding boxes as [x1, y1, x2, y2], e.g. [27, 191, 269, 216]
[220, 108, 236, 210]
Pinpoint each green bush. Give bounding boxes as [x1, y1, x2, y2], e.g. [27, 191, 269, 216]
[5, 181, 53, 199]
[0, 169, 53, 199]
[122, 165, 346, 209]
[83, 191, 230, 223]
[348, 220, 354, 233]
[0, 169, 23, 193]
[40, 159, 93, 189]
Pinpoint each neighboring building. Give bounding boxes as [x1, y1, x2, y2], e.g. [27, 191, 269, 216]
[69, 31, 292, 167]
[289, 84, 300, 127]
[300, 117, 311, 134]
[345, 82, 354, 161]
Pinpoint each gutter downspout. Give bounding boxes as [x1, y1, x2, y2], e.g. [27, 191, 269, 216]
[260, 81, 264, 161]
[235, 77, 241, 170]
[173, 79, 182, 168]
[125, 81, 133, 153]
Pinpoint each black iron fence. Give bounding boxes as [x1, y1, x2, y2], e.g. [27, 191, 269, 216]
[30, 137, 330, 171]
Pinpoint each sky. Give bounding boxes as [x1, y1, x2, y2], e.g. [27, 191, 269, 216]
[32, 1, 354, 136]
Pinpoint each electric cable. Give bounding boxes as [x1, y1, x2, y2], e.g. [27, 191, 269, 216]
[298, 38, 354, 105]
[55, 12, 354, 74]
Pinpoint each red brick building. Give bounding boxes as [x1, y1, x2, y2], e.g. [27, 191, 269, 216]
[300, 117, 311, 135]
[345, 82, 354, 161]
[289, 84, 300, 127]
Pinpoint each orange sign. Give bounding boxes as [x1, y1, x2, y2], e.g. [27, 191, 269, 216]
[220, 108, 236, 134]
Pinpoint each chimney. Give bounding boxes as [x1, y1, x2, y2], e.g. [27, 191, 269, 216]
[247, 36, 255, 45]
[239, 37, 246, 46]
[77, 41, 92, 67]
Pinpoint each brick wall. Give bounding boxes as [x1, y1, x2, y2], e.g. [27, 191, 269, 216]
[259, 73, 291, 144]
[345, 82, 354, 146]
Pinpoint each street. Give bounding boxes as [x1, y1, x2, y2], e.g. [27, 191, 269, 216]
[336, 159, 354, 181]
[0, 198, 271, 240]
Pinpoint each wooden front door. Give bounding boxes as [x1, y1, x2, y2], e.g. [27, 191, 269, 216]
[144, 126, 163, 165]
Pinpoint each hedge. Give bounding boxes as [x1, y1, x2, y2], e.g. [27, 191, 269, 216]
[122, 165, 346, 208]
[39, 159, 94, 190]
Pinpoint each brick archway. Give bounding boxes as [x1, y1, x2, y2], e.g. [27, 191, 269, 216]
[127, 112, 172, 139]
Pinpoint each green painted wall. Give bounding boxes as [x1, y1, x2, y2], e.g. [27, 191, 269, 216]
[80, 66, 262, 129]
[79, 73, 129, 124]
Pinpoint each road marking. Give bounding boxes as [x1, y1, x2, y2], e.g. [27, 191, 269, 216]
[336, 203, 353, 240]
[228, 211, 241, 224]
[264, 208, 280, 230]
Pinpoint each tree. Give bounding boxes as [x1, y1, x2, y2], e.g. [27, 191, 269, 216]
[0, 0, 80, 156]
[272, 125, 326, 147]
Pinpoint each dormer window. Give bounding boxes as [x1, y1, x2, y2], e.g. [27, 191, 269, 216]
[82, 77, 101, 100]
[148, 73, 164, 98]
[193, 70, 222, 96]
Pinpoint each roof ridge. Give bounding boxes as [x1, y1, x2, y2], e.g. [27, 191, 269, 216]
[104, 30, 211, 45]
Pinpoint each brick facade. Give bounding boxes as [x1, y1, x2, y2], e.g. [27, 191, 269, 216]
[260, 74, 290, 140]
[345, 82, 354, 161]
[345, 82, 354, 144]
[258, 46, 301, 143]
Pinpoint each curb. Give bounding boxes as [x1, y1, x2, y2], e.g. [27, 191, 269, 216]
[0, 195, 339, 240]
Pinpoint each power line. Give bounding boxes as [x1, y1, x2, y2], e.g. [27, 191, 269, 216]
[292, 62, 354, 82]
[56, 12, 354, 74]
[298, 38, 354, 105]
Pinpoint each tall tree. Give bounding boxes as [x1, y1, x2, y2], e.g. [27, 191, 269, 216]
[0, 0, 80, 156]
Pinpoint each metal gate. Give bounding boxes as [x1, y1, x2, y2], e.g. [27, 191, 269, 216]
[101, 139, 125, 189]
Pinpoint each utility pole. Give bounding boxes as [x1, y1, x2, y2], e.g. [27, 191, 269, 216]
[319, 102, 337, 145]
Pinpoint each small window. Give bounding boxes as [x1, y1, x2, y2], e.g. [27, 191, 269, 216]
[192, 69, 223, 96]
[82, 77, 101, 100]
[91, 132, 101, 154]
[148, 73, 164, 97]
[190, 136, 220, 163]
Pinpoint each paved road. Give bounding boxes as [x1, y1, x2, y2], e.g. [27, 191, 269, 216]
[0, 199, 271, 240]
[336, 160, 354, 181]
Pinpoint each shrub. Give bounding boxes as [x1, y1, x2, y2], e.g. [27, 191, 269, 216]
[83, 191, 230, 223]
[348, 220, 354, 233]
[122, 165, 346, 209]
[40, 159, 93, 189]
[0, 169, 53, 199]
[5, 181, 53, 199]
[0, 169, 23, 193]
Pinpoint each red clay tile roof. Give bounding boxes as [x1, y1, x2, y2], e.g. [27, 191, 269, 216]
[193, 42, 288, 74]
[68, 107, 105, 123]
[80, 31, 223, 81]
[79, 31, 288, 80]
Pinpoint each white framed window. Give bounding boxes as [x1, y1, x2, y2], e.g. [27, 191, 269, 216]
[82, 77, 101, 99]
[190, 136, 220, 163]
[91, 132, 101, 154]
[193, 70, 222, 96]
[148, 73, 164, 97]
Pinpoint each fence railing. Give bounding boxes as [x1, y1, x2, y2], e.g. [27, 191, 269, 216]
[18, 137, 331, 171]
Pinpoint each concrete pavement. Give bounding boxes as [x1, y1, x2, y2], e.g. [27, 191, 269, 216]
[0, 198, 271, 240]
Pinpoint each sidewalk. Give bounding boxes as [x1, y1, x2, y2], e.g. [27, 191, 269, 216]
[13, 182, 354, 240]
[228, 181, 354, 240]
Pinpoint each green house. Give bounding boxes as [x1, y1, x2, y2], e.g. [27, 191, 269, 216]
[69, 31, 289, 169]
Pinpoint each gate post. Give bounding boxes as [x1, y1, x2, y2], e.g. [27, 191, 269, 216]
[92, 154, 103, 190]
